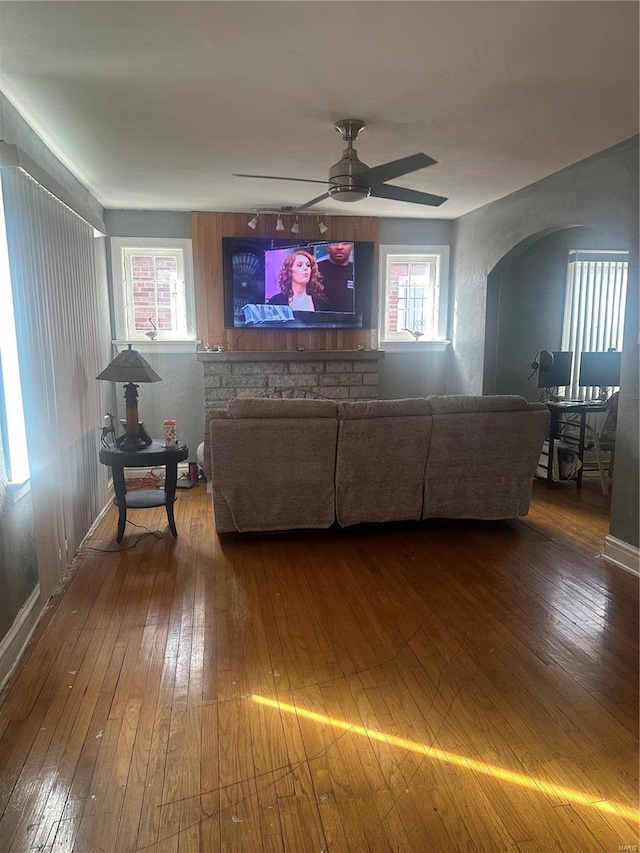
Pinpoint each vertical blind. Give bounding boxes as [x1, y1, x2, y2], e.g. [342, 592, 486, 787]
[1, 167, 111, 598]
[561, 251, 628, 400]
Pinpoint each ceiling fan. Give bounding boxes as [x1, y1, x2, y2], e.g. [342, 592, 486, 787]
[233, 119, 447, 211]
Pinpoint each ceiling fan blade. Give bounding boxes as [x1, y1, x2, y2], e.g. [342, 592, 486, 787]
[361, 153, 437, 186]
[371, 184, 448, 207]
[232, 173, 331, 186]
[294, 192, 332, 211]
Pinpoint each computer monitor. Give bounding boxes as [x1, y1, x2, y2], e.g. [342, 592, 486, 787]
[578, 351, 622, 390]
[537, 351, 573, 388]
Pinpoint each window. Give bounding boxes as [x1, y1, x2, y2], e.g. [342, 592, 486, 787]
[561, 250, 628, 399]
[111, 237, 196, 347]
[379, 245, 450, 349]
[0, 175, 29, 484]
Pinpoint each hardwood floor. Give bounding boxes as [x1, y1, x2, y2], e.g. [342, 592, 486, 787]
[0, 477, 637, 852]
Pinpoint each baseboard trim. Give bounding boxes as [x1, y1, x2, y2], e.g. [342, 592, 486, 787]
[0, 585, 44, 693]
[601, 535, 640, 577]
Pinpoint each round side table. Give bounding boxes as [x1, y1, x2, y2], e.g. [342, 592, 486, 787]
[99, 441, 189, 543]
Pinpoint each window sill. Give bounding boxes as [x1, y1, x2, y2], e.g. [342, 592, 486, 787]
[380, 340, 451, 353]
[6, 478, 31, 503]
[113, 340, 200, 354]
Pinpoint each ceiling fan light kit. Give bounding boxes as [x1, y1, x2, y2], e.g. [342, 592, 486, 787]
[233, 118, 448, 212]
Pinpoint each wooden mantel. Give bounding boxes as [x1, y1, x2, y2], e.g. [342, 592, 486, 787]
[197, 349, 384, 363]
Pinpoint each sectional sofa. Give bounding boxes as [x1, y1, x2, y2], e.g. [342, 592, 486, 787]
[205, 395, 549, 534]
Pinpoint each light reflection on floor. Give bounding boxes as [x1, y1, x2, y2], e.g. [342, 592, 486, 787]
[252, 694, 638, 822]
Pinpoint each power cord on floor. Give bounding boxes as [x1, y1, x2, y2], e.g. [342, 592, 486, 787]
[86, 519, 165, 553]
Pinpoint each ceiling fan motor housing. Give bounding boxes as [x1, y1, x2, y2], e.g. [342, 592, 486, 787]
[328, 147, 371, 202]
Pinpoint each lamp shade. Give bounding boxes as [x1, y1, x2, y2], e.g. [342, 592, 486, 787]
[96, 344, 162, 384]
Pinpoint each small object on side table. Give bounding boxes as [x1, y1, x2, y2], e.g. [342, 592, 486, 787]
[99, 440, 189, 543]
[163, 419, 177, 447]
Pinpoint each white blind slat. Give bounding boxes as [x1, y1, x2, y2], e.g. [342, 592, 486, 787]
[562, 252, 628, 402]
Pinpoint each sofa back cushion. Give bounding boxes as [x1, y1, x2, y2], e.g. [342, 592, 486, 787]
[427, 394, 529, 414]
[335, 400, 433, 527]
[210, 413, 338, 532]
[337, 398, 431, 419]
[423, 408, 549, 519]
[228, 397, 337, 418]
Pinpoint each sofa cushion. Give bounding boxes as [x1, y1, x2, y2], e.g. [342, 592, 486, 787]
[422, 408, 549, 519]
[423, 476, 535, 520]
[337, 398, 431, 419]
[210, 415, 338, 532]
[335, 409, 432, 527]
[228, 397, 337, 418]
[428, 394, 529, 414]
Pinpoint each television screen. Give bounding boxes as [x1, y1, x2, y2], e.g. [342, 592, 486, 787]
[222, 237, 374, 329]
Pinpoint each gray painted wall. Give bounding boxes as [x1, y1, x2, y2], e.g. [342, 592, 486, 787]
[452, 136, 639, 548]
[378, 350, 448, 399]
[129, 352, 204, 463]
[104, 210, 191, 239]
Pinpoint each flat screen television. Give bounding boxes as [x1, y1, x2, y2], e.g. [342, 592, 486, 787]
[578, 350, 622, 389]
[222, 237, 374, 329]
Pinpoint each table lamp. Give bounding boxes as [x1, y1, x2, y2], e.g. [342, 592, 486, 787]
[96, 344, 161, 451]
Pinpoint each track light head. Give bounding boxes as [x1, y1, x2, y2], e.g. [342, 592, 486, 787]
[247, 214, 259, 230]
[290, 216, 300, 235]
[275, 215, 285, 232]
[317, 217, 328, 234]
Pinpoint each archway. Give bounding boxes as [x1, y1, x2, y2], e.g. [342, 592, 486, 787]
[482, 226, 628, 399]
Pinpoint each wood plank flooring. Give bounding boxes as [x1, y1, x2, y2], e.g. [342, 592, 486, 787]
[0, 477, 637, 852]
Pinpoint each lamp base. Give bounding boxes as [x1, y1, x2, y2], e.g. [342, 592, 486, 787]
[116, 433, 149, 452]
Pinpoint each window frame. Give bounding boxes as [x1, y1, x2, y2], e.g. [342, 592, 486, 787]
[378, 244, 451, 352]
[110, 237, 197, 351]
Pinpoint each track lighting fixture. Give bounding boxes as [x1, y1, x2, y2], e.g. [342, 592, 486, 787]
[247, 214, 259, 230]
[275, 215, 285, 232]
[317, 216, 328, 235]
[290, 216, 300, 235]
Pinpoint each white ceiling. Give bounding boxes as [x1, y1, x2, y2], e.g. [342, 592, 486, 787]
[0, 1, 637, 220]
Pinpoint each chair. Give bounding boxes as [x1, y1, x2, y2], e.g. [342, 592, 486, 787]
[589, 391, 618, 494]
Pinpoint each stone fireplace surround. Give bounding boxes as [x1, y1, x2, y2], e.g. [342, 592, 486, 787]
[197, 349, 384, 408]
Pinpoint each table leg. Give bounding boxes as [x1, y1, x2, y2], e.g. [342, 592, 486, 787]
[547, 409, 558, 489]
[112, 465, 128, 543]
[576, 411, 587, 490]
[164, 459, 179, 537]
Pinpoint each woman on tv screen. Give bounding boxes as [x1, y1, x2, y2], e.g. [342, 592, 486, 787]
[268, 250, 328, 311]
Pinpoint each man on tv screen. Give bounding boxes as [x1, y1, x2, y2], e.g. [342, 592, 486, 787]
[317, 242, 354, 313]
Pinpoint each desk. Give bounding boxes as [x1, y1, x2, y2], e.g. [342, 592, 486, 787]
[99, 441, 189, 542]
[546, 401, 605, 490]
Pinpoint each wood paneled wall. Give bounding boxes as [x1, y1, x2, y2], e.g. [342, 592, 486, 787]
[191, 212, 379, 351]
